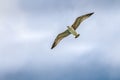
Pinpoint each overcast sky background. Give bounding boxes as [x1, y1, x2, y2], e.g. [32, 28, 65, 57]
[0, 0, 120, 80]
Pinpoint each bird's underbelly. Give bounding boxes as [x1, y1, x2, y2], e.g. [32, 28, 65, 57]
[67, 26, 79, 37]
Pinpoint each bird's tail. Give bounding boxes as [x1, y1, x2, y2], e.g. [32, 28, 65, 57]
[75, 34, 80, 38]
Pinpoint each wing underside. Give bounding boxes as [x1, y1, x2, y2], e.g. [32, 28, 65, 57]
[72, 12, 94, 30]
[51, 30, 70, 49]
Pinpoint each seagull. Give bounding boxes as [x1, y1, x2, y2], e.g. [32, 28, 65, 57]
[51, 12, 94, 49]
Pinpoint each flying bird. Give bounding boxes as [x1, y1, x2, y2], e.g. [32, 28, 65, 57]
[51, 12, 94, 49]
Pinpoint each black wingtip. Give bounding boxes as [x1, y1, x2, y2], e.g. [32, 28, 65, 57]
[51, 46, 54, 49]
[51, 45, 54, 49]
[51, 42, 55, 49]
[89, 12, 94, 15]
[86, 12, 94, 17]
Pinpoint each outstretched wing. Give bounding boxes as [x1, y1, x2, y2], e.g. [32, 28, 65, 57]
[72, 12, 94, 30]
[51, 30, 70, 49]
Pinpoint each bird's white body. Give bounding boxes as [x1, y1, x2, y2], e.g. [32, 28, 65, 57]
[67, 26, 80, 38]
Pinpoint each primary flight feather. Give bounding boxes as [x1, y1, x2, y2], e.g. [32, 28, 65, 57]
[51, 12, 94, 49]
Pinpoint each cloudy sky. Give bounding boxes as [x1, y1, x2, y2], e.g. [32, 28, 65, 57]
[0, 0, 120, 80]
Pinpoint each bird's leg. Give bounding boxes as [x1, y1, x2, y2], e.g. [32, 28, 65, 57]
[67, 26, 80, 38]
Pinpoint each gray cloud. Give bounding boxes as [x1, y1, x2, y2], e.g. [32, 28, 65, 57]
[19, 0, 76, 13]
[18, 0, 120, 14]
[2, 50, 120, 80]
